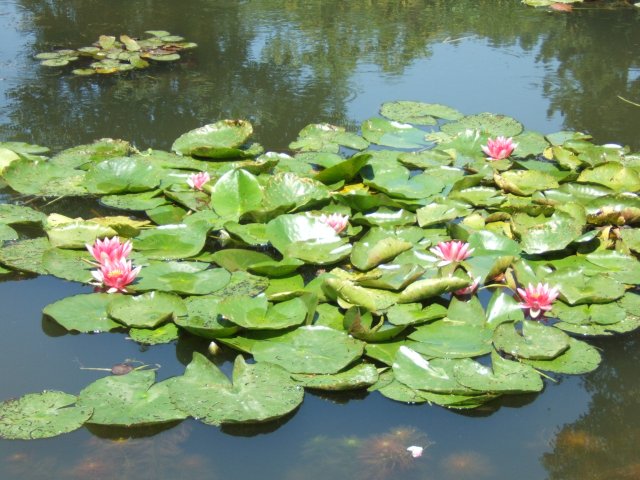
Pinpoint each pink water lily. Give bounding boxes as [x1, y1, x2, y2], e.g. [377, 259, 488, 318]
[454, 275, 481, 297]
[187, 171, 211, 191]
[430, 240, 474, 266]
[517, 282, 559, 319]
[91, 257, 141, 293]
[86, 236, 132, 265]
[319, 213, 349, 234]
[481, 136, 517, 160]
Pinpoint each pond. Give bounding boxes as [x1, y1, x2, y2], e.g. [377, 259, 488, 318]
[1, 1, 640, 479]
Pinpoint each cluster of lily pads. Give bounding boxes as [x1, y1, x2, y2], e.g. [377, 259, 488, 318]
[1, 100, 640, 440]
[35, 31, 197, 75]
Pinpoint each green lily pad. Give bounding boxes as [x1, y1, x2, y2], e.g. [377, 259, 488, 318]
[324, 277, 399, 313]
[292, 363, 379, 391]
[176, 296, 239, 339]
[409, 320, 493, 358]
[168, 353, 303, 426]
[361, 118, 429, 149]
[520, 338, 601, 374]
[493, 321, 570, 360]
[453, 353, 543, 393]
[578, 161, 640, 192]
[392, 347, 472, 394]
[386, 303, 447, 326]
[548, 268, 626, 305]
[441, 113, 523, 137]
[0, 204, 47, 226]
[0, 391, 92, 440]
[512, 210, 585, 254]
[381, 101, 463, 124]
[107, 291, 186, 328]
[79, 370, 186, 426]
[289, 123, 368, 153]
[43, 293, 120, 332]
[416, 200, 472, 227]
[49, 138, 131, 168]
[101, 190, 168, 211]
[0, 237, 50, 274]
[262, 172, 329, 212]
[584, 250, 640, 285]
[134, 261, 230, 295]
[84, 157, 163, 194]
[398, 275, 471, 303]
[129, 323, 179, 345]
[3, 159, 87, 196]
[41, 247, 94, 283]
[171, 120, 254, 158]
[250, 326, 365, 374]
[217, 295, 307, 330]
[350, 228, 412, 271]
[0, 224, 18, 243]
[494, 169, 559, 196]
[314, 153, 370, 184]
[210, 169, 263, 220]
[133, 223, 209, 259]
[46, 220, 117, 249]
[356, 264, 425, 291]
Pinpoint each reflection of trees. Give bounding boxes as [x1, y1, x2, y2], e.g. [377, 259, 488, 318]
[4, 0, 639, 153]
[542, 332, 640, 480]
[537, 10, 640, 148]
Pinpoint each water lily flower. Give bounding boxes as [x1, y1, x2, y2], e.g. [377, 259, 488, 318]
[481, 136, 517, 160]
[86, 236, 132, 265]
[187, 171, 211, 191]
[430, 240, 474, 266]
[407, 446, 424, 458]
[319, 213, 349, 234]
[91, 257, 141, 293]
[517, 282, 559, 319]
[454, 275, 481, 297]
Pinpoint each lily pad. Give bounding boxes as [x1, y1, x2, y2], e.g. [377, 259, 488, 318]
[493, 321, 570, 360]
[129, 323, 179, 345]
[84, 157, 163, 194]
[43, 293, 120, 332]
[350, 228, 413, 271]
[521, 338, 601, 374]
[134, 261, 230, 295]
[167, 353, 303, 425]
[210, 169, 263, 220]
[292, 363, 379, 391]
[133, 223, 209, 259]
[381, 101, 463, 124]
[79, 370, 186, 426]
[289, 123, 368, 153]
[107, 291, 186, 328]
[171, 120, 254, 158]
[250, 326, 365, 374]
[453, 353, 543, 394]
[361, 118, 429, 149]
[0, 391, 92, 440]
[441, 113, 523, 137]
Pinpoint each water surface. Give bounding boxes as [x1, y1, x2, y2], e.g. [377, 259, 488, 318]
[1, 1, 640, 479]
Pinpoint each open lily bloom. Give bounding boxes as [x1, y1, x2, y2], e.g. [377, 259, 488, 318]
[481, 136, 517, 160]
[430, 240, 474, 266]
[86, 236, 132, 264]
[187, 171, 211, 191]
[319, 213, 349, 234]
[91, 258, 141, 293]
[517, 282, 559, 319]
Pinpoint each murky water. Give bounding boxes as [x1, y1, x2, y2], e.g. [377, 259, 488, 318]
[1, 1, 639, 479]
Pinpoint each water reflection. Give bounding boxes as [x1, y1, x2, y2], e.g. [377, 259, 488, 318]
[2, 0, 638, 152]
[542, 332, 640, 480]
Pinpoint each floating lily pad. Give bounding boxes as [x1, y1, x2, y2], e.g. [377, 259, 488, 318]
[520, 338, 601, 374]
[129, 323, 179, 345]
[441, 113, 523, 137]
[250, 326, 365, 374]
[0, 237, 50, 274]
[453, 353, 543, 394]
[0, 204, 46, 226]
[133, 223, 209, 259]
[292, 363, 379, 391]
[0, 391, 92, 440]
[176, 296, 239, 339]
[361, 118, 429, 149]
[289, 123, 368, 153]
[84, 157, 163, 194]
[43, 293, 120, 333]
[172, 120, 254, 158]
[493, 321, 570, 360]
[108, 291, 186, 328]
[134, 261, 230, 295]
[381, 101, 463, 124]
[167, 353, 303, 425]
[79, 370, 186, 426]
[210, 169, 263, 220]
[350, 228, 413, 271]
